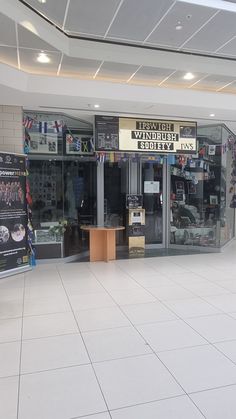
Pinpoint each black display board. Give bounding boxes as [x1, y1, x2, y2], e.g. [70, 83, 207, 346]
[0, 153, 29, 274]
[95, 116, 119, 151]
[126, 194, 143, 209]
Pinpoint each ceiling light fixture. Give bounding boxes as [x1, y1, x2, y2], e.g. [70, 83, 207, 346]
[210, 113, 215, 117]
[38, 0, 47, 3]
[175, 21, 183, 30]
[183, 72, 195, 80]
[37, 52, 50, 63]
[94, 104, 100, 108]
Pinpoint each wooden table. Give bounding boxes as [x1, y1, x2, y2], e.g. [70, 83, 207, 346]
[80, 226, 125, 262]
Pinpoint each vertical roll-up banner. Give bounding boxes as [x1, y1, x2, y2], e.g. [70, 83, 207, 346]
[0, 152, 30, 277]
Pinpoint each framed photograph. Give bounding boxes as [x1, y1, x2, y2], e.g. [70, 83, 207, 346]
[210, 195, 218, 205]
[175, 181, 184, 191]
[188, 181, 196, 194]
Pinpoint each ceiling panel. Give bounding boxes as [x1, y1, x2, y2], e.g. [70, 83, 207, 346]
[220, 80, 236, 93]
[146, 2, 217, 48]
[216, 37, 236, 56]
[130, 66, 174, 85]
[23, 0, 68, 27]
[0, 13, 16, 46]
[191, 74, 236, 91]
[184, 10, 236, 52]
[162, 70, 207, 88]
[0, 46, 18, 67]
[18, 25, 58, 51]
[96, 61, 139, 81]
[19, 49, 61, 74]
[65, 0, 121, 36]
[60, 56, 102, 78]
[106, 0, 174, 42]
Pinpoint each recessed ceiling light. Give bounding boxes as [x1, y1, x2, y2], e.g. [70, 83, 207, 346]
[210, 113, 215, 117]
[176, 21, 183, 30]
[183, 72, 195, 80]
[37, 52, 50, 63]
[94, 104, 100, 108]
[38, 0, 47, 3]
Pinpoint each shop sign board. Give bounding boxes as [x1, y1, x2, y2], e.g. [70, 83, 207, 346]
[0, 153, 29, 275]
[95, 116, 197, 154]
[119, 118, 197, 154]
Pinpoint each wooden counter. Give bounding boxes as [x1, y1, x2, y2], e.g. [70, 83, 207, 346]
[80, 226, 125, 262]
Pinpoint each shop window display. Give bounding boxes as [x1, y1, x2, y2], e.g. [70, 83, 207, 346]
[170, 125, 235, 248]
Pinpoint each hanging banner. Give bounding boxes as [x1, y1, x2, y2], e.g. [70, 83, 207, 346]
[0, 153, 29, 275]
[95, 116, 197, 154]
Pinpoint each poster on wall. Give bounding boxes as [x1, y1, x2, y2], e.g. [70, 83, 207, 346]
[29, 132, 58, 154]
[0, 153, 29, 275]
[95, 116, 119, 151]
[65, 132, 94, 155]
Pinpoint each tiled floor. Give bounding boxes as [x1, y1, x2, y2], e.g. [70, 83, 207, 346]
[2, 243, 236, 418]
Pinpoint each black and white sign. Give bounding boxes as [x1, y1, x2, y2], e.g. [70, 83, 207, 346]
[95, 116, 119, 151]
[0, 153, 29, 274]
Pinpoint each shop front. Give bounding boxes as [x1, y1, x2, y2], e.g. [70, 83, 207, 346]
[24, 111, 235, 260]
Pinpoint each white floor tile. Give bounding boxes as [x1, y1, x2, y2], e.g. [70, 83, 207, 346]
[215, 340, 236, 363]
[82, 326, 151, 362]
[111, 395, 204, 418]
[212, 279, 236, 293]
[137, 319, 207, 352]
[0, 300, 23, 320]
[133, 274, 176, 288]
[21, 334, 89, 374]
[18, 365, 106, 419]
[179, 281, 229, 297]
[75, 307, 131, 332]
[69, 292, 116, 311]
[23, 295, 71, 316]
[149, 285, 195, 301]
[94, 354, 183, 410]
[0, 376, 18, 419]
[204, 294, 236, 313]
[164, 298, 221, 319]
[63, 278, 104, 294]
[159, 345, 236, 393]
[0, 342, 20, 378]
[97, 277, 140, 291]
[76, 414, 110, 419]
[122, 301, 177, 325]
[22, 312, 79, 340]
[108, 289, 156, 306]
[186, 314, 236, 343]
[191, 385, 236, 419]
[0, 318, 22, 343]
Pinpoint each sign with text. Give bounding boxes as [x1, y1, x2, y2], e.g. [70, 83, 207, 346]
[0, 153, 29, 274]
[119, 118, 197, 154]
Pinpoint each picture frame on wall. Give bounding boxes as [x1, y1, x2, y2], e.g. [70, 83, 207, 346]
[188, 181, 196, 194]
[210, 195, 218, 205]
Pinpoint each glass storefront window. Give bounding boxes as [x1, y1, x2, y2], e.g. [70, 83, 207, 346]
[170, 124, 235, 248]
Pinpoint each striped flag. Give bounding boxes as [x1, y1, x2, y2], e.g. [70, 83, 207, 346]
[23, 116, 33, 129]
[39, 121, 47, 134]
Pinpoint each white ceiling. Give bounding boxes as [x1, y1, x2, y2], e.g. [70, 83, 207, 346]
[1, 0, 236, 127]
[0, 0, 235, 95]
